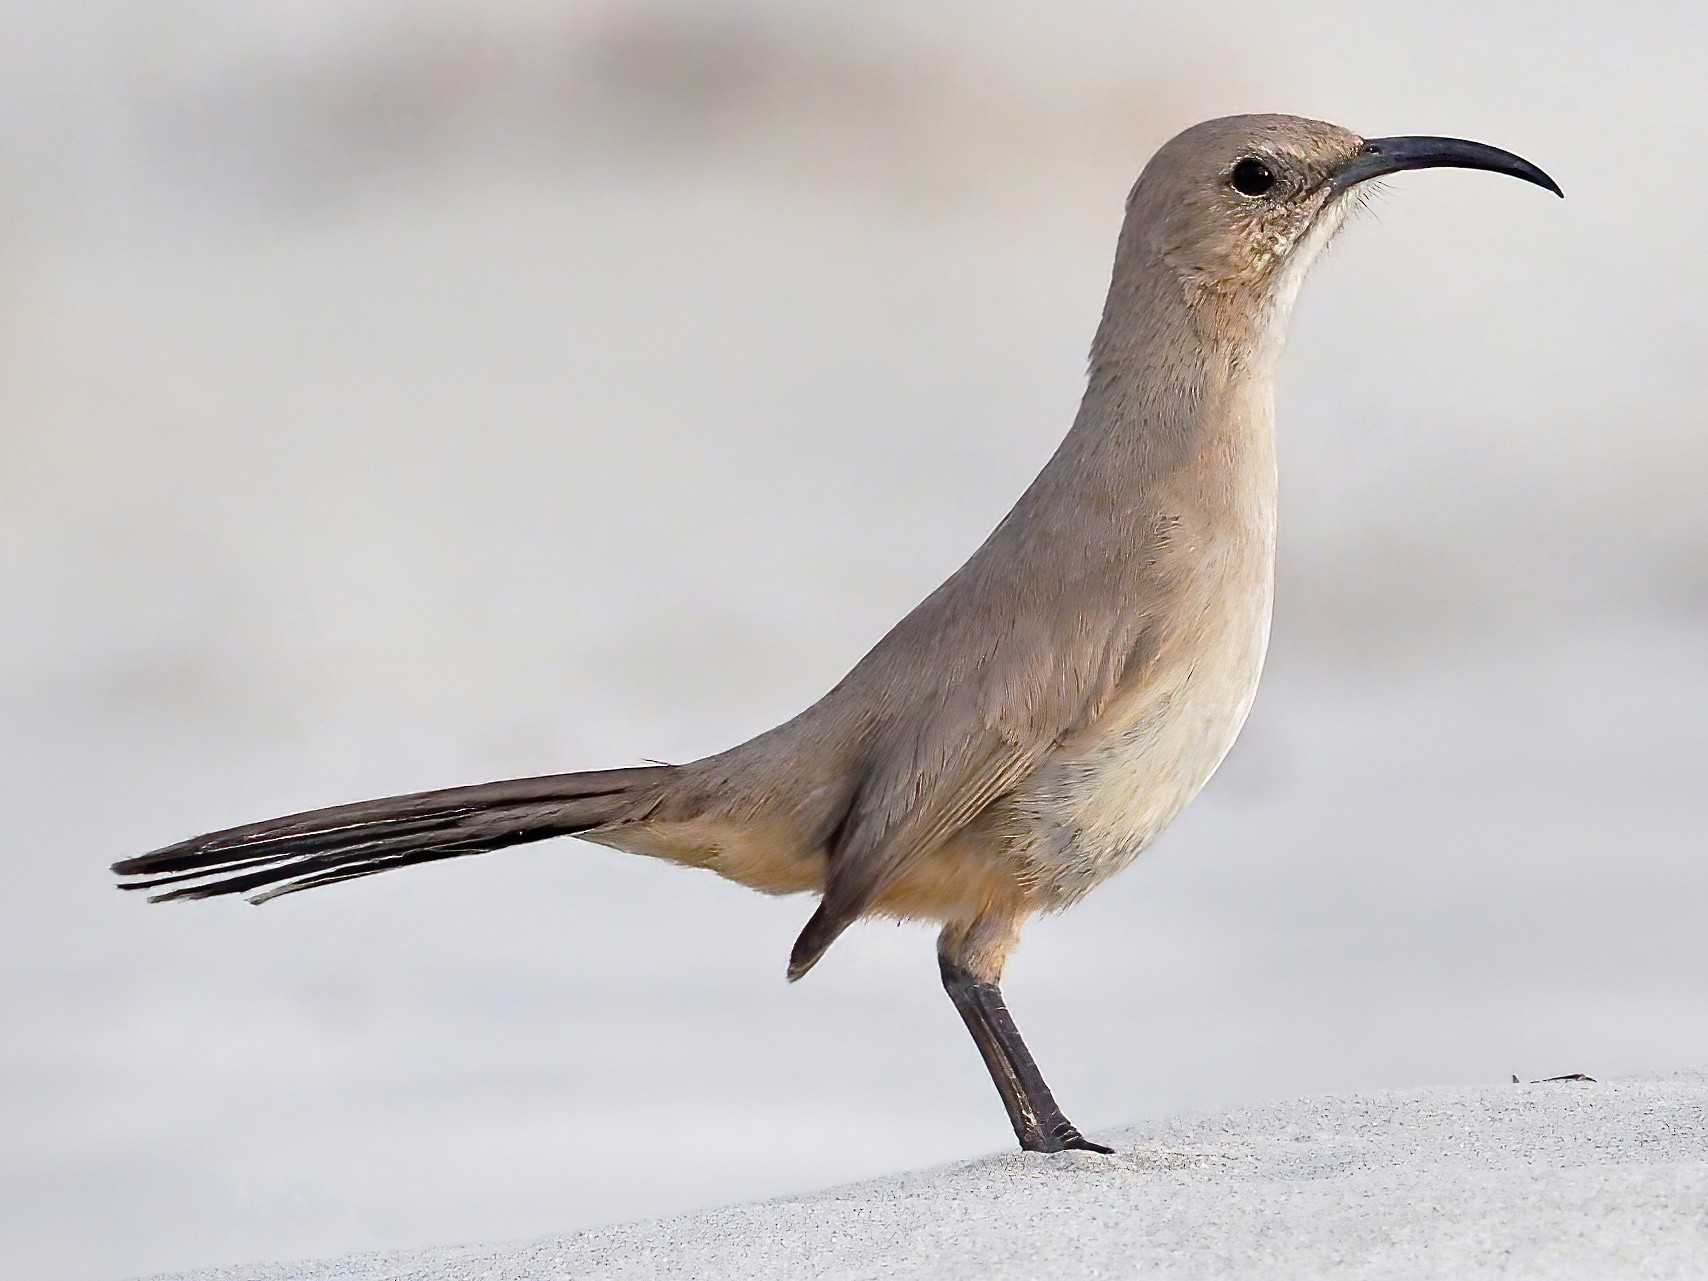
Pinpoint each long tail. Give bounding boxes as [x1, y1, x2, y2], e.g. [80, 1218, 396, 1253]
[112, 766, 672, 904]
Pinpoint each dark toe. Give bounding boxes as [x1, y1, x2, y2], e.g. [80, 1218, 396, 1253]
[1063, 1136, 1115, 1155]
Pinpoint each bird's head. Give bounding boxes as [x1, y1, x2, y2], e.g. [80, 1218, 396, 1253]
[1113, 113, 1560, 353]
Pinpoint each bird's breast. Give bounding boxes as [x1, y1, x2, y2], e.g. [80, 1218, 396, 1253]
[1004, 480, 1277, 907]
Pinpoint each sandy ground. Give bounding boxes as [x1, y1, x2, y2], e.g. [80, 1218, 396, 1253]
[154, 1072, 1708, 1280]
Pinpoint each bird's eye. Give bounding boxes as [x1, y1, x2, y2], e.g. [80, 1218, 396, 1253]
[1230, 158, 1276, 196]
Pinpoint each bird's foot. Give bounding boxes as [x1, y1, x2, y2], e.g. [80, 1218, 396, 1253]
[1022, 1121, 1114, 1155]
[1061, 1133, 1116, 1155]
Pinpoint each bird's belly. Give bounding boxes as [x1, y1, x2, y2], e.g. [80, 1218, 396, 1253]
[1005, 560, 1274, 907]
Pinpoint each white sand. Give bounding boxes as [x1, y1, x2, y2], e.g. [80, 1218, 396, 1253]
[158, 1073, 1708, 1280]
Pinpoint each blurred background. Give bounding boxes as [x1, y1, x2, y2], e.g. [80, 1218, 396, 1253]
[3, 1, 1705, 1277]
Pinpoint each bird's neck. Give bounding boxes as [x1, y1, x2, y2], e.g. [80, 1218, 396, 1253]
[1063, 251, 1285, 509]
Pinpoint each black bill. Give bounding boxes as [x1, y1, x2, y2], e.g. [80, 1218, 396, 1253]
[1333, 135, 1563, 197]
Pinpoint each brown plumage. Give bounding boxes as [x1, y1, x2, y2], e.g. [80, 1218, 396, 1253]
[114, 115, 1560, 1153]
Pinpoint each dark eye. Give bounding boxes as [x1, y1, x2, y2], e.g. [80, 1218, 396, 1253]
[1230, 158, 1276, 196]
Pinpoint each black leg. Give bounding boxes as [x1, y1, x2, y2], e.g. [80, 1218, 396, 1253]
[938, 952, 1113, 1154]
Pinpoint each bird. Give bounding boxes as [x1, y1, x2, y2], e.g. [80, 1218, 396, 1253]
[113, 115, 1560, 1154]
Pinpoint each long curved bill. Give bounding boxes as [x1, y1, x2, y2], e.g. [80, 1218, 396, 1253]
[1332, 136, 1563, 197]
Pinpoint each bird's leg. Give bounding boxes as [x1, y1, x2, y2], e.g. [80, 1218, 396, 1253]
[937, 919, 1113, 1155]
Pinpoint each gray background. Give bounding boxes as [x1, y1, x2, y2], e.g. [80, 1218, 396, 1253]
[3, 2, 1705, 1278]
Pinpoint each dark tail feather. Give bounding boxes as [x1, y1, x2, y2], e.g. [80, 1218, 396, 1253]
[112, 766, 671, 904]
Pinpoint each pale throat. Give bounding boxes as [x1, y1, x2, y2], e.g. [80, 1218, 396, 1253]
[1250, 194, 1353, 370]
